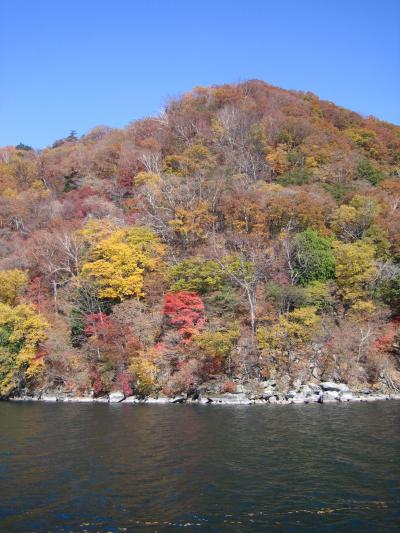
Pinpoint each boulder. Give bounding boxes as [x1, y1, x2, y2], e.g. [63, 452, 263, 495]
[208, 393, 252, 404]
[169, 396, 186, 404]
[261, 389, 275, 400]
[309, 392, 322, 403]
[320, 382, 350, 392]
[144, 397, 168, 404]
[339, 391, 353, 402]
[268, 396, 277, 404]
[320, 390, 339, 403]
[93, 396, 109, 403]
[121, 396, 138, 403]
[198, 397, 210, 404]
[108, 391, 125, 403]
[41, 395, 58, 402]
[362, 395, 389, 402]
[290, 397, 307, 404]
[299, 385, 314, 396]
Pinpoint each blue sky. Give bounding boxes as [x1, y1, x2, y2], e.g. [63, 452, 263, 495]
[0, 0, 399, 148]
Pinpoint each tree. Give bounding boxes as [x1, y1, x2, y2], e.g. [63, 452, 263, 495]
[0, 269, 28, 305]
[331, 195, 380, 242]
[355, 159, 383, 185]
[15, 143, 33, 151]
[257, 306, 321, 369]
[66, 130, 78, 142]
[163, 291, 206, 342]
[169, 258, 226, 294]
[83, 312, 140, 395]
[194, 324, 240, 372]
[212, 232, 271, 334]
[333, 240, 377, 304]
[288, 229, 336, 286]
[82, 226, 164, 300]
[0, 303, 48, 396]
[169, 201, 216, 247]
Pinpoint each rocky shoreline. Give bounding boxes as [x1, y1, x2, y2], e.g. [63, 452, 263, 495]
[4, 381, 400, 405]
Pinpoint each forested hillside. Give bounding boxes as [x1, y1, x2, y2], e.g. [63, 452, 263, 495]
[1, 80, 400, 398]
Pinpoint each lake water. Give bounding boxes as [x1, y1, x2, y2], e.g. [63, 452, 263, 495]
[0, 402, 399, 532]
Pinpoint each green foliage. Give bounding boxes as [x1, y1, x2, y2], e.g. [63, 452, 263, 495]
[331, 195, 380, 242]
[70, 308, 86, 348]
[223, 254, 254, 283]
[278, 167, 311, 186]
[265, 283, 307, 313]
[257, 306, 321, 358]
[169, 258, 226, 294]
[376, 274, 400, 314]
[63, 169, 80, 192]
[194, 324, 240, 360]
[303, 281, 335, 311]
[291, 229, 336, 286]
[355, 160, 383, 185]
[15, 143, 33, 151]
[321, 183, 353, 202]
[204, 287, 241, 318]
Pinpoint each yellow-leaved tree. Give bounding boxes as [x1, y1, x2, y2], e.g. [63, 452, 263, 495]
[257, 306, 321, 369]
[333, 240, 377, 304]
[0, 303, 49, 396]
[81, 226, 164, 300]
[0, 269, 28, 305]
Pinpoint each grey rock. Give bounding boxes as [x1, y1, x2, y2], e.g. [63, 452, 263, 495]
[320, 382, 350, 392]
[268, 396, 277, 404]
[169, 396, 186, 404]
[108, 391, 125, 403]
[198, 397, 210, 404]
[261, 389, 275, 400]
[299, 385, 314, 396]
[320, 390, 339, 403]
[293, 378, 302, 390]
[145, 397, 169, 404]
[207, 393, 252, 404]
[339, 391, 353, 402]
[121, 396, 139, 403]
[290, 397, 307, 404]
[41, 395, 58, 402]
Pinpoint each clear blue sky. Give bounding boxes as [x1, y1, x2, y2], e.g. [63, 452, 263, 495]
[1, 0, 399, 148]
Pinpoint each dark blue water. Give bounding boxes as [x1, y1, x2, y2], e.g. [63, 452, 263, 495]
[0, 402, 399, 532]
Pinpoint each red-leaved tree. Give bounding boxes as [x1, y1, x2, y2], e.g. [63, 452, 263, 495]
[163, 291, 206, 342]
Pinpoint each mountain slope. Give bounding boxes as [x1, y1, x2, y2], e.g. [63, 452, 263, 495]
[0, 80, 399, 399]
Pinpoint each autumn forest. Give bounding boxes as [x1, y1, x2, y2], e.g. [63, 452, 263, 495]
[1, 80, 400, 399]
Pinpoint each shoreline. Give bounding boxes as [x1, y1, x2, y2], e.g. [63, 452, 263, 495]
[4, 392, 400, 406]
[4, 380, 400, 406]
